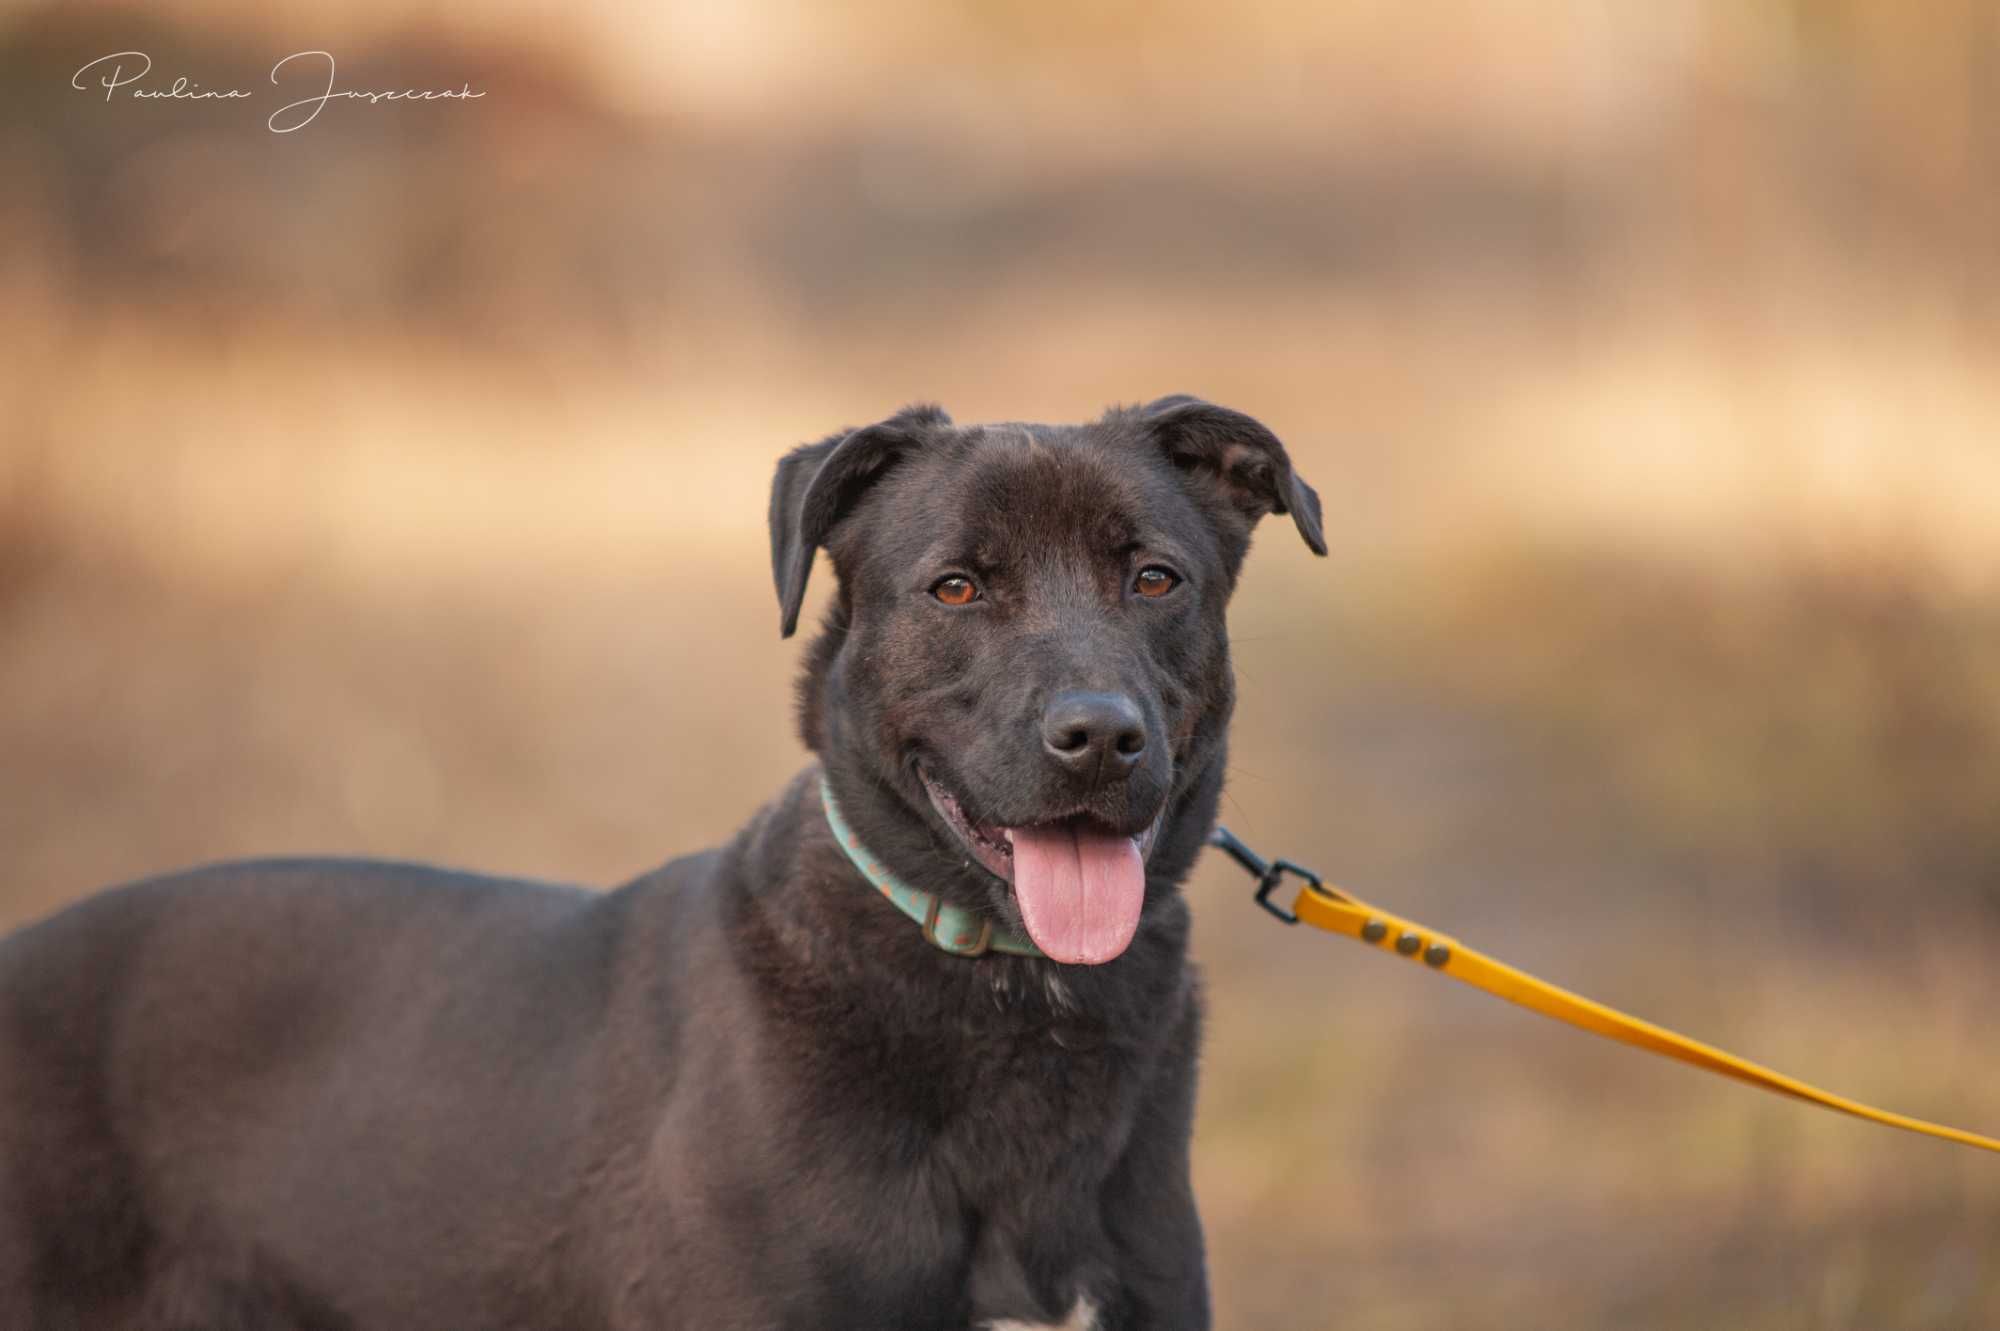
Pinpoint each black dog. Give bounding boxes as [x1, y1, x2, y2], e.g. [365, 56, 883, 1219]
[0, 397, 1323, 1330]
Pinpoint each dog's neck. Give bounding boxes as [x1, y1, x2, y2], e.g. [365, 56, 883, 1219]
[748, 751, 1223, 980]
[817, 775, 1043, 958]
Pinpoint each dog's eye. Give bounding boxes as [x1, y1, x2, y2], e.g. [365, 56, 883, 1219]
[932, 576, 980, 606]
[1133, 567, 1180, 599]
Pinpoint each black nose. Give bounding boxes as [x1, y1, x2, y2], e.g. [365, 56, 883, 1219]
[1041, 691, 1147, 779]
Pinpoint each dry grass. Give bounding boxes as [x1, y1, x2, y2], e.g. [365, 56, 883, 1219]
[4, 310, 1996, 1327]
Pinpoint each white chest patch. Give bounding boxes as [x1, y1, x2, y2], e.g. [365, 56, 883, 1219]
[983, 1295, 1098, 1331]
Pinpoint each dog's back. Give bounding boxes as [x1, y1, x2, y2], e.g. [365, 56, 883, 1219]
[0, 861, 652, 1329]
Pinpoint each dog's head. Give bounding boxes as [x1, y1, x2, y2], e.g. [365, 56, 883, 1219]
[771, 397, 1323, 963]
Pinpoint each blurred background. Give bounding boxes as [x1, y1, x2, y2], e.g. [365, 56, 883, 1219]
[4, 1, 1998, 1325]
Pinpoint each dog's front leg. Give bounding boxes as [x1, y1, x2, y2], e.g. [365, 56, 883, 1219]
[1098, 1000, 1210, 1331]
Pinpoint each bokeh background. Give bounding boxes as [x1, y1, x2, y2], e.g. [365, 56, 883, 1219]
[4, 2, 1998, 1325]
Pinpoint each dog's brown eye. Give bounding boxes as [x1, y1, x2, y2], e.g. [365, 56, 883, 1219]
[1134, 567, 1179, 599]
[933, 576, 980, 606]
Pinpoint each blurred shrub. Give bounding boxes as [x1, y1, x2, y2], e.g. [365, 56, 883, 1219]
[1418, 541, 2000, 924]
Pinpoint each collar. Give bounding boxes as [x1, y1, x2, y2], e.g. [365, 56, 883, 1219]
[818, 776, 1042, 959]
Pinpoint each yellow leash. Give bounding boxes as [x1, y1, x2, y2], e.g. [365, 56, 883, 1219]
[1209, 827, 2000, 1155]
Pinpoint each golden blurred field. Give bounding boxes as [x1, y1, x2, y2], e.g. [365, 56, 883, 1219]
[3, 2, 1998, 1325]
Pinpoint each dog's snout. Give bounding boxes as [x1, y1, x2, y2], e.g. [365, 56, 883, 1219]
[1041, 691, 1147, 778]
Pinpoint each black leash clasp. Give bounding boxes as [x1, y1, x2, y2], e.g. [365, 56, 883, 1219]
[1207, 825, 1323, 925]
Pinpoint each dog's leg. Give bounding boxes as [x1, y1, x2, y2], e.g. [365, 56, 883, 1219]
[1099, 997, 1210, 1330]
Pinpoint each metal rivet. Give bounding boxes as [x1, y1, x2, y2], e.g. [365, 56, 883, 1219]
[1361, 919, 1388, 944]
[1395, 931, 1422, 956]
[1424, 942, 1451, 967]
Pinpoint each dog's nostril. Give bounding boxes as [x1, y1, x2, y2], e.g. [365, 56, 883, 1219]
[1054, 727, 1089, 753]
[1115, 729, 1145, 756]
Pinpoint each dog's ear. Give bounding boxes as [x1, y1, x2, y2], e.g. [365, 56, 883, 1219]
[769, 404, 950, 637]
[1140, 395, 1326, 556]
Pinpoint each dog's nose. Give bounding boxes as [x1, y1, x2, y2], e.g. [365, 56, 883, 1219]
[1041, 691, 1147, 779]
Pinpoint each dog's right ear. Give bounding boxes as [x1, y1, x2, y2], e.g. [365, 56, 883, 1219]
[769, 404, 949, 637]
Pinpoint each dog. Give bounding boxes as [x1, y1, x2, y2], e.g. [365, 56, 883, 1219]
[0, 396, 1323, 1330]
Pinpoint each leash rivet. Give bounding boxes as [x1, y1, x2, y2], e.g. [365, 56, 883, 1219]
[1424, 942, 1451, 967]
[1361, 919, 1388, 943]
[1395, 931, 1422, 956]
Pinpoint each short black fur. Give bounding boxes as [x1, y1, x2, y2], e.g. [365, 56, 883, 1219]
[0, 398, 1321, 1330]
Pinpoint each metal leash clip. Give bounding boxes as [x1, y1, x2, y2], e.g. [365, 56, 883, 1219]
[1206, 825, 1338, 925]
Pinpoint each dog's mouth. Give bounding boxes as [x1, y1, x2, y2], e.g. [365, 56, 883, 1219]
[919, 768, 1161, 966]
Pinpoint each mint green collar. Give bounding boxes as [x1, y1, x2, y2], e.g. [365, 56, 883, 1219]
[819, 776, 1042, 958]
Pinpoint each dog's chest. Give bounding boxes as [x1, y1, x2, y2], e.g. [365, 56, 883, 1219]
[982, 1294, 1101, 1330]
[920, 999, 1144, 1173]
[757, 995, 1148, 1324]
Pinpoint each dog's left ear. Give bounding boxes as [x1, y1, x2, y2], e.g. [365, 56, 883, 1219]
[769, 404, 950, 637]
[1141, 395, 1327, 556]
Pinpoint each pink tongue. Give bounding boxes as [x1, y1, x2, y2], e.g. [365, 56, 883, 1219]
[1007, 823, 1145, 964]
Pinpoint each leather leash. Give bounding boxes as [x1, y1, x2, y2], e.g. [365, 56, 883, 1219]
[1209, 826, 2000, 1155]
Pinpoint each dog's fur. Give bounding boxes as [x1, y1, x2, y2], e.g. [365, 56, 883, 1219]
[0, 398, 1321, 1330]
